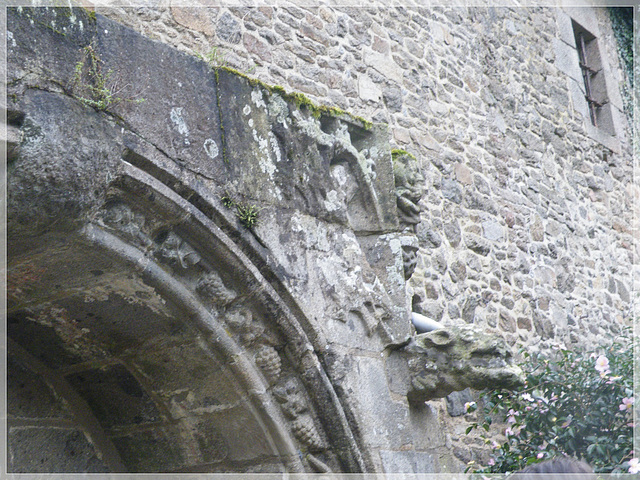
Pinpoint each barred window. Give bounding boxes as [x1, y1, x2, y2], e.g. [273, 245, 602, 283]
[571, 20, 614, 135]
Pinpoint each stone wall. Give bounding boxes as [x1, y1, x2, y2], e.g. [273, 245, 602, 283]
[97, 5, 637, 467]
[99, 4, 635, 351]
[7, 3, 636, 475]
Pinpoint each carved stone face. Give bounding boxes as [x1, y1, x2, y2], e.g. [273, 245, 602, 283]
[405, 325, 525, 403]
[393, 152, 425, 228]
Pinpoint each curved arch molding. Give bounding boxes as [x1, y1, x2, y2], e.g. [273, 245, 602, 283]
[7, 7, 413, 473]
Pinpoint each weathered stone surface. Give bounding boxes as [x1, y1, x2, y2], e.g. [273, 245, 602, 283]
[393, 151, 425, 229]
[8, 89, 123, 246]
[9, 428, 109, 473]
[464, 233, 491, 256]
[96, 15, 225, 180]
[343, 356, 411, 449]
[443, 221, 462, 248]
[9, 8, 396, 474]
[379, 450, 436, 474]
[441, 178, 463, 204]
[482, 219, 504, 242]
[171, 7, 215, 36]
[358, 74, 382, 102]
[401, 325, 524, 403]
[8, 3, 635, 475]
[7, 7, 95, 87]
[217, 11, 242, 44]
[8, 356, 70, 419]
[66, 365, 162, 428]
[446, 388, 474, 417]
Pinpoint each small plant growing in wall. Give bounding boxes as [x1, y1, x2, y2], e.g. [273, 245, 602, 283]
[69, 45, 145, 111]
[220, 193, 262, 229]
[235, 203, 261, 229]
[464, 327, 634, 474]
[196, 46, 228, 69]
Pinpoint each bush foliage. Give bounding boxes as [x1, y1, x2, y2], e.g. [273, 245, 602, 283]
[465, 329, 634, 474]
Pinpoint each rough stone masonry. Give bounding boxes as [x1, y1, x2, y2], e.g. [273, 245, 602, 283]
[100, 3, 636, 349]
[5, 3, 636, 475]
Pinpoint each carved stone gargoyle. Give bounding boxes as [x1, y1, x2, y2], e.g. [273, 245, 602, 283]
[392, 325, 525, 404]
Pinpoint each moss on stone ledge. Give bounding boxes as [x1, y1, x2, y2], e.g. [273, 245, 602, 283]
[391, 149, 416, 161]
[215, 66, 373, 130]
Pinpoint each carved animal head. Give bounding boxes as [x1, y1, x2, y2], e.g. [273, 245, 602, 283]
[403, 324, 525, 403]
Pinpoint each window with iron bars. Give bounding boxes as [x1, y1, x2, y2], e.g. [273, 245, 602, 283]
[571, 20, 614, 135]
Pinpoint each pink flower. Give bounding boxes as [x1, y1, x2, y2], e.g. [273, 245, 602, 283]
[537, 452, 544, 459]
[595, 355, 610, 376]
[619, 397, 634, 411]
[505, 426, 521, 437]
[628, 458, 640, 474]
[491, 441, 501, 450]
[488, 458, 496, 466]
[507, 409, 519, 424]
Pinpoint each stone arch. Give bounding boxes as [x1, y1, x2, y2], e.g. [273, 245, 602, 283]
[8, 144, 368, 473]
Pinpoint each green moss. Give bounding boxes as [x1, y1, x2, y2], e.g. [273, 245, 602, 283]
[38, 20, 66, 36]
[84, 8, 97, 22]
[196, 46, 228, 69]
[214, 66, 374, 130]
[391, 149, 416, 161]
[269, 85, 288, 97]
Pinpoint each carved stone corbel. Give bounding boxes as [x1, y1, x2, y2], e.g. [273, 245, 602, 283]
[390, 325, 524, 404]
[392, 151, 425, 281]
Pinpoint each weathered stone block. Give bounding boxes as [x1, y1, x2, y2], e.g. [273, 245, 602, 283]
[96, 16, 225, 180]
[403, 325, 524, 403]
[217, 11, 242, 44]
[379, 449, 436, 473]
[482, 219, 504, 242]
[357, 73, 382, 102]
[464, 233, 491, 256]
[441, 178, 463, 204]
[7, 7, 96, 87]
[8, 356, 70, 419]
[9, 428, 108, 473]
[343, 356, 411, 449]
[446, 388, 474, 417]
[66, 364, 161, 428]
[111, 427, 185, 472]
[171, 7, 215, 36]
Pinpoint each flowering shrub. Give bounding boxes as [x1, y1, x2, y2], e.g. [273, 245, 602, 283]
[465, 329, 634, 474]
